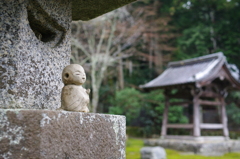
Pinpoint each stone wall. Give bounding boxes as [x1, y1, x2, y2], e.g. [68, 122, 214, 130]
[0, 109, 126, 159]
[145, 138, 240, 156]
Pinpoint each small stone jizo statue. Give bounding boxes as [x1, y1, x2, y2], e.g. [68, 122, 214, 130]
[58, 64, 90, 112]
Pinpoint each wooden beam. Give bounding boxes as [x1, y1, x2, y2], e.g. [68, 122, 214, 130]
[161, 96, 169, 136]
[167, 94, 191, 99]
[199, 100, 221, 106]
[193, 95, 201, 137]
[169, 101, 192, 106]
[219, 97, 229, 137]
[200, 124, 223, 129]
[167, 124, 193, 129]
[200, 91, 220, 98]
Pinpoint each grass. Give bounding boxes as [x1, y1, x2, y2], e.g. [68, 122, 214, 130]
[126, 138, 240, 159]
[166, 149, 240, 159]
[126, 138, 144, 159]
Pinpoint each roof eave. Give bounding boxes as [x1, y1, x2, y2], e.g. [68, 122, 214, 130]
[222, 64, 240, 89]
[140, 82, 196, 90]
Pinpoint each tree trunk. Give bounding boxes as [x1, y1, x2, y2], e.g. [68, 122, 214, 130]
[118, 58, 124, 90]
[91, 88, 99, 113]
[210, 10, 217, 52]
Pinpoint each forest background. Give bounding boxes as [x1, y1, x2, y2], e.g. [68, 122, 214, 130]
[71, 0, 240, 137]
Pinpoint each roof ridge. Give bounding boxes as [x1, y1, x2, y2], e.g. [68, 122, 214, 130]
[168, 52, 225, 68]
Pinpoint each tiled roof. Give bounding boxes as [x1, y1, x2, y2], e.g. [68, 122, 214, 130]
[140, 52, 240, 89]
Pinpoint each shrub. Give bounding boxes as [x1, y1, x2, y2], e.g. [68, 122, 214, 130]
[109, 87, 188, 137]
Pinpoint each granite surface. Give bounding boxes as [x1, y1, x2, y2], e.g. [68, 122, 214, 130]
[0, 109, 126, 159]
[0, 0, 71, 109]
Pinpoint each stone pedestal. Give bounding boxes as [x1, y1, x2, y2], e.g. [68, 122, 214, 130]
[0, 109, 126, 159]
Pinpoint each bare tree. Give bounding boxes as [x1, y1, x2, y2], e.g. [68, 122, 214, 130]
[131, 1, 178, 74]
[71, 7, 143, 113]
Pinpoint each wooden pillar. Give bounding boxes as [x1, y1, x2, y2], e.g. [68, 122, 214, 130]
[161, 96, 169, 137]
[220, 96, 229, 138]
[193, 95, 201, 137]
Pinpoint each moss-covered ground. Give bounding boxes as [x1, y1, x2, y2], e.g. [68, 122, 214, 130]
[126, 138, 240, 159]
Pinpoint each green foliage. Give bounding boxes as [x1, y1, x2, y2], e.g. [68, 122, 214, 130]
[170, 0, 240, 67]
[127, 127, 145, 138]
[227, 103, 240, 125]
[97, 84, 116, 112]
[124, 66, 157, 86]
[109, 88, 142, 125]
[109, 87, 188, 137]
[168, 106, 189, 123]
[175, 25, 212, 59]
[226, 92, 240, 126]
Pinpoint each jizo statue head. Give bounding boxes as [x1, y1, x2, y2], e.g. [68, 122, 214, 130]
[62, 64, 86, 85]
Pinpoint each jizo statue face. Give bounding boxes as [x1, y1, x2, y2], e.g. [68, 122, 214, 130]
[62, 64, 86, 85]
